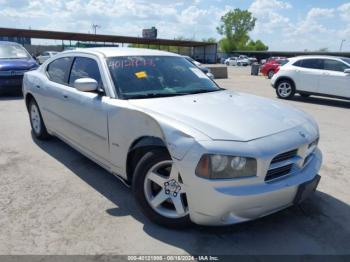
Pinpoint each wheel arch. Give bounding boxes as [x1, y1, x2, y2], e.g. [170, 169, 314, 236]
[126, 136, 169, 184]
[25, 93, 36, 111]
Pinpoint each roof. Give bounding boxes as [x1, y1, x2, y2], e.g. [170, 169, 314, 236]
[292, 55, 349, 60]
[64, 47, 181, 57]
[0, 27, 215, 47]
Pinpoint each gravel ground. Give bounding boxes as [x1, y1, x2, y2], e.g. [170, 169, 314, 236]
[0, 66, 349, 255]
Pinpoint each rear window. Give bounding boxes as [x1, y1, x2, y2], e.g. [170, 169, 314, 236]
[277, 59, 289, 66]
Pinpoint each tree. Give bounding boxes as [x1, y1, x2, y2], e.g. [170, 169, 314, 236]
[217, 9, 268, 52]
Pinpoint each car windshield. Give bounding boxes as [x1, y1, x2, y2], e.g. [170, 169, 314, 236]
[340, 58, 350, 65]
[107, 56, 221, 99]
[0, 44, 30, 59]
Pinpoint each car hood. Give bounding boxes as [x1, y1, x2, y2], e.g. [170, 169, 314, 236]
[129, 90, 312, 141]
[0, 58, 38, 71]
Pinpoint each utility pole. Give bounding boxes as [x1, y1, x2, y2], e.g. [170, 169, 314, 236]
[91, 24, 101, 35]
[339, 39, 346, 51]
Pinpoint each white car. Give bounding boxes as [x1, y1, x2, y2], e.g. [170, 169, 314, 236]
[225, 57, 238, 66]
[271, 56, 350, 100]
[23, 48, 322, 228]
[36, 51, 59, 64]
[225, 56, 249, 66]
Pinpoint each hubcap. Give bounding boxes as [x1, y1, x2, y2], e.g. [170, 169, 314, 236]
[30, 104, 41, 134]
[144, 160, 188, 219]
[277, 82, 292, 97]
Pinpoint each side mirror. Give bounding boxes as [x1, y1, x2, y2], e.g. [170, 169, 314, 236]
[74, 78, 98, 92]
[344, 69, 350, 74]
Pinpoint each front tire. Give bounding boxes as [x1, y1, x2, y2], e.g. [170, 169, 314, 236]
[29, 99, 50, 140]
[276, 79, 295, 99]
[132, 148, 191, 228]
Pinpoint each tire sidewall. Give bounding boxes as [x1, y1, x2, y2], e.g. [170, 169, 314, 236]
[29, 99, 49, 139]
[132, 148, 191, 228]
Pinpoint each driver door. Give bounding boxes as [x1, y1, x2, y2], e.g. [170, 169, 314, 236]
[58, 55, 110, 165]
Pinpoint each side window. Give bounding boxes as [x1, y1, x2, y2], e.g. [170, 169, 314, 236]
[323, 59, 349, 72]
[296, 59, 323, 69]
[69, 57, 103, 89]
[46, 57, 73, 85]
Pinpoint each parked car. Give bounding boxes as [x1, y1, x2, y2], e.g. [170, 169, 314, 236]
[183, 56, 214, 79]
[224, 57, 238, 66]
[36, 51, 59, 64]
[23, 48, 322, 228]
[0, 41, 38, 95]
[248, 57, 258, 64]
[261, 56, 286, 65]
[261, 59, 289, 79]
[271, 55, 350, 100]
[225, 56, 249, 66]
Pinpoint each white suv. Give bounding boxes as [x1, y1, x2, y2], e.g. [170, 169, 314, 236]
[271, 56, 350, 100]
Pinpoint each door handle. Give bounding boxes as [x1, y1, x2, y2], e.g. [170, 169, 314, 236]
[35, 85, 40, 89]
[63, 94, 69, 99]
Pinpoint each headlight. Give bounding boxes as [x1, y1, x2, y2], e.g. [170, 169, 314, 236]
[195, 154, 257, 179]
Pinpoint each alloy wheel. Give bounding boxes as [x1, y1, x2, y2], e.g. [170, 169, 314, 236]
[277, 82, 292, 98]
[144, 160, 188, 219]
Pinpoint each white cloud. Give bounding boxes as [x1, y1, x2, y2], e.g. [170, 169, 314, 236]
[0, 0, 349, 51]
[248, 0, 292, 34]
[338, 3, 350, 21]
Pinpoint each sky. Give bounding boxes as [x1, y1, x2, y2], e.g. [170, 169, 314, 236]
[0, 0, 349, 51]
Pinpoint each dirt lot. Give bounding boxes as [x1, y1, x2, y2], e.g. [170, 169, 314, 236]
[0, 66, 349, 255]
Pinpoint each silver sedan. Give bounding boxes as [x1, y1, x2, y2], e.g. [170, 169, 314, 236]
[23, 48, 322, 228]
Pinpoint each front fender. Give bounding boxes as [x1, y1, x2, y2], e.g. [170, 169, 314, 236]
[106, 99, 210, 177]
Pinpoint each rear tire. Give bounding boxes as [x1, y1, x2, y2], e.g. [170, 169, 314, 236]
[276, 79, 295, 99]
[29, 99, 50, 140]
[132, 148, 191, 228]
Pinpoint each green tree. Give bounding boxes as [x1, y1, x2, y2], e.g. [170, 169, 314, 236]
[217, 9, 268, 52]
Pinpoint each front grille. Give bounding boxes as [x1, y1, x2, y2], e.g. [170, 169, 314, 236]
[270, 149, 298, 164]
[265, 164, 293, 181]
[265, 148, 298, 182]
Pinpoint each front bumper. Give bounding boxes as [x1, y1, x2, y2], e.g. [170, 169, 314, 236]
[177, 126, 322, 225]
[0, 76, 23, 90]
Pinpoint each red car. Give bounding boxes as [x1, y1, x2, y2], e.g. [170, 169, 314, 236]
[260, 59, 289, 79]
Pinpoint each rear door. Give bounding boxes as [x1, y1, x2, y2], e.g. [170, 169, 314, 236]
[292, 59, 323, 93]
[42, 56, 74, 134]
[318, 59, 350, 98]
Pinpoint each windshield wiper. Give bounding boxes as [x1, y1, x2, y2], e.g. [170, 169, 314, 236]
[126, 93, 188, 99]
[126, 89, 224, 99]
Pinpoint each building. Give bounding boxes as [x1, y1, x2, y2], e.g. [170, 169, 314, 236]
[0, 36, 31, 45]
[142, 27, 157, 39]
